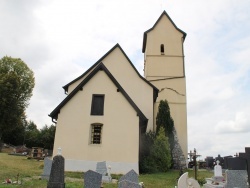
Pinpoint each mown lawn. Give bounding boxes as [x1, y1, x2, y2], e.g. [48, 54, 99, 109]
[0, 152, 212, 187]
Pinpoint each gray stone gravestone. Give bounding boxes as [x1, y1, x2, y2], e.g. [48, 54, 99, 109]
[225, 170, 248, 188]
[96, 161, 111, 183]
[41, 157, 53, 180]
[119, 169, 138, 183]
[118, 180, 141, 188]
[84, 170, 102, 188]
[47, 155, 65, 188]
[118, 169, 141, 188]
[96, 161, 107, 176]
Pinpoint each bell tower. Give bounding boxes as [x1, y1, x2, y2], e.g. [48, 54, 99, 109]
[143, 11, 187, 162]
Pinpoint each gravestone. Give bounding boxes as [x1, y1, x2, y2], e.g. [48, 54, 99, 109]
[96, 161, 107, 176]
[203, 160, 226, 187]
[84, 170, 102, 188]
[41, 157, 52, 180]
[239, 147, 250, 186]
[96, 161, 112, 183]
[119, 169, 138, 183]
[223, 156, 233, 169]
[225, 157, 247, 170]
[215, 155, 224, 168]
[205, 156, 214, 169]
[214, 160, 223, 177]
[225, 170, 248, 188]
[47, 155, 65, 188]
[178, 172, 200, 188]
[118, 170, 141, 188]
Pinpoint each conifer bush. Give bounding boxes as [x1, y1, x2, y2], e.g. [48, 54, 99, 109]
[139, 127, 171, 173]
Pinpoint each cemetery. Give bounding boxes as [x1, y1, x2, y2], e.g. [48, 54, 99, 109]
[0, 2, 249, 188]
[1, 146, 250, 187]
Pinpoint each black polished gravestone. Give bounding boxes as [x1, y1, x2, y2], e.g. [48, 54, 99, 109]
[224, 157, 247, 170]
[47, 155, 65, 188]
[239, 147, 250, 187]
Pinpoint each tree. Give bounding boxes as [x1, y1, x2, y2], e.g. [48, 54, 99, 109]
[38, 125, 56, 150]
[139, 127, 171, 173]
[0, 56, 35, 150]
[23, 121, 40, 147]
[151, 127, 172, 172]
[156, 100, 174, 153]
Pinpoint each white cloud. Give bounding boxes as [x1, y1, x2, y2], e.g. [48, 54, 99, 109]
[215, 111, 250, 133]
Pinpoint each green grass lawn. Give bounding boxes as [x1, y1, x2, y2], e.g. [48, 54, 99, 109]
[0, 152, 212, 187]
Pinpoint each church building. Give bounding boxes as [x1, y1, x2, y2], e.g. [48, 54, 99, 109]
[49, 11, 187, 174]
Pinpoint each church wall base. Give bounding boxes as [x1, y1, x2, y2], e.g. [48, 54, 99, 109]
[64, 159, 139, 174]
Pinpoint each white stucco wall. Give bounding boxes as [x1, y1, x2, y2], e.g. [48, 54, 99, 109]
[66, 47, 155, 131]
[101, 48, 154, 131]
[144, 13, 188, 159]
[53, 70, 141, 173]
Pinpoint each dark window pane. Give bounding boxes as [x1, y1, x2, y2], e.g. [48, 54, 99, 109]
[160, 44, 164, 54]
[91, 95, 104, 115]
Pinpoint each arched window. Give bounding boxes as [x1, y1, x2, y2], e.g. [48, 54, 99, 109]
[160, 44, 164, 55]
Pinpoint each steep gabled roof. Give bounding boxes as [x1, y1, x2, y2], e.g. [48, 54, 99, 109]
[142, 10, 187, 53]
[63, 44, 158, 102]
[49, 63, 148, 132]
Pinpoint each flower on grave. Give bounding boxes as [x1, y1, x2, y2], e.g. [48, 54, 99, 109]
[5, 179, 12, 184]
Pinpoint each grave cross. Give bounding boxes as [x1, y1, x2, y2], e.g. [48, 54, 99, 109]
[239, 147, 250, 187]
[188, 148, 201, 180]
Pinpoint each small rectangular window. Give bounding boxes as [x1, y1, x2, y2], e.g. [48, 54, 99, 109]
[160, 44, 165, 55]
[91, 94, 104, 115]
[91, 124, 103, 144]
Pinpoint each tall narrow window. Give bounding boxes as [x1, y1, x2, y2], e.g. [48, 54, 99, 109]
[160, 44, 165, 55]
[91, 124, 103, 144]
[91, 94, 104, 115]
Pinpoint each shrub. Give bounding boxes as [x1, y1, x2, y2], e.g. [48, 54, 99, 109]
[139, 127, 171, 173]
[151, 127, 171, 172]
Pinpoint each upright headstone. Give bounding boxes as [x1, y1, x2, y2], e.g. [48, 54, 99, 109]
[41, 157, 53, 180]
[119, 169, 138, 183]
[96, 161, 107, 176]
[178, 172, 200, 188]
[215, 155, 224, 168]
[96, 161, 112, 183]
[239, 147, 250, 186]
[178, 172, 189, 188]
[47, 155, 65, 188]
[223, 156, 233, 169]
[118, 170, 141, 188]
[84, 170, 102, 188]
[212, 160, 224, 184]
[225, 170, 248, 188]
[225, 157, 247, 170]
[205, 156, 214, 169]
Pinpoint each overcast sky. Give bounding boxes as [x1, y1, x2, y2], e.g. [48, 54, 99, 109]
[1, 0, 250, 159]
